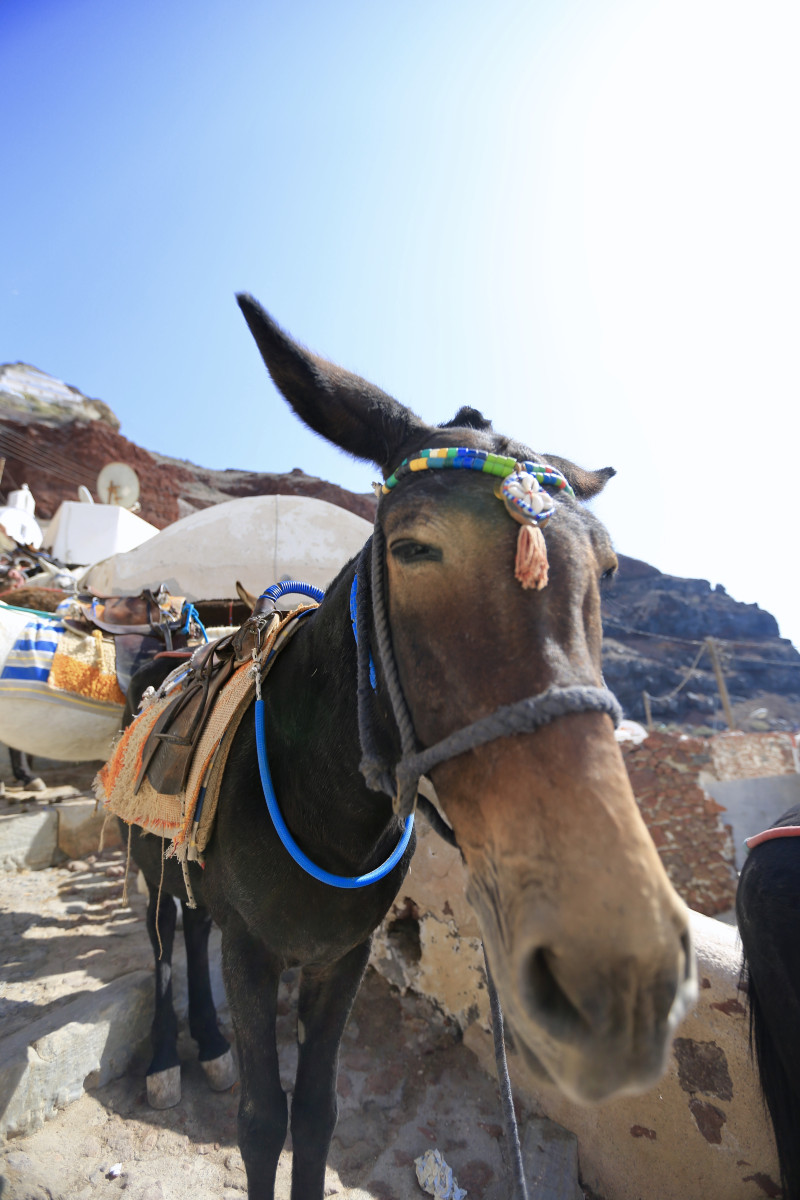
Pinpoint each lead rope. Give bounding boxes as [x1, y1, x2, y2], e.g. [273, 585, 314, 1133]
[357, 529, 420, 813]
[419, 799, 529, 1200]
[484, 946, 530, 1200]
[423, 799, 529, 1199]
[355, 540, 395, 798]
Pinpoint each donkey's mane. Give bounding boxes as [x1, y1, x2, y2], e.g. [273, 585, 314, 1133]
[439, 406, 493, 431]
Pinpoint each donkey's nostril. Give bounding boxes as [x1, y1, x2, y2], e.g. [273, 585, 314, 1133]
[522, 947, 588, 1037]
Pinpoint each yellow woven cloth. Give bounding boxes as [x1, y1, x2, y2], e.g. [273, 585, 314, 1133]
[51, 627, 126, 707]
[95, 607, 315, 859]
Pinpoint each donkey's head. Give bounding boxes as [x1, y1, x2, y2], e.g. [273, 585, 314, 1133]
[238, 294, 696, 1103]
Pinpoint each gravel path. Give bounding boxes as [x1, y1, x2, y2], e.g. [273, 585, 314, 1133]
[1, 818, 518, 1200]
[1, 967, 514, 1200]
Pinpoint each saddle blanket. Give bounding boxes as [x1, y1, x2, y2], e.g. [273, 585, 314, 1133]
[95, 607, 312, 864]
[95, 656, 256, 857]
[0, 617, 126, 710]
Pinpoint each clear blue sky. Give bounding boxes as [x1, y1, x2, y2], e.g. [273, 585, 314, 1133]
[3, 0, 798, 650]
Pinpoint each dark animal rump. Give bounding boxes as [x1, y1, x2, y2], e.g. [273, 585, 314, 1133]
[737, 802, 800, 1200]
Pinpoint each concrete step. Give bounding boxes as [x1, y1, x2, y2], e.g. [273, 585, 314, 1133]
[0, 792, 122, 871]
[0, 852, 227, 1139]
[1, 967, 153, 1138]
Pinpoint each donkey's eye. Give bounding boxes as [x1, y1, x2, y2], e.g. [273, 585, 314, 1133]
[389, 540, 443, 565]
[600, 564, 617, 585]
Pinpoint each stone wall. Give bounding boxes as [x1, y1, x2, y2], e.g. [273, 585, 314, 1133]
[368, 731, 800, 1197]
[619, 729, 800, 914]
[620, 733, 738, 916]
[709, 730, 799, 780]
[466, 912, 780, 1200]
[370, 825, 779, 1200]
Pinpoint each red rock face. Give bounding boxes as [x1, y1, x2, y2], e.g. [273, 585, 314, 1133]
[0, 417, 377, 529]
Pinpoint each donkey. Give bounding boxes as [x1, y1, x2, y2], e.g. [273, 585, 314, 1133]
[123, 293, 696, 1200]
[737, 803, 800, 1200]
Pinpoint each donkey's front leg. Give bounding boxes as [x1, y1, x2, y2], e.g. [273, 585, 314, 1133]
[222, 919, 286, 1200]
[290, 939, 372, 1200]
[181, 902, 236, 1091]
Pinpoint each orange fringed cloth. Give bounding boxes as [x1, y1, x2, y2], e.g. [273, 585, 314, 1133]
[95, 686, 185, 839]
[94, 607, 315, 862]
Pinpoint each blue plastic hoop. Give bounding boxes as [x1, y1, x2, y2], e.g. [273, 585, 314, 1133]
[253, 580, 414, 887]
[255, 698, 414, 888]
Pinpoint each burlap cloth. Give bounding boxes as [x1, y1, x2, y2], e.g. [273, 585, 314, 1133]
[95, 607, 315, 864]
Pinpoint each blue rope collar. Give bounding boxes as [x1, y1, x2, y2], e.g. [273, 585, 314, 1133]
[253, 579, 414, 889]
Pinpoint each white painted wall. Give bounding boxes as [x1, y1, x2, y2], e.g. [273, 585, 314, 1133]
[707, 774, 800, 870]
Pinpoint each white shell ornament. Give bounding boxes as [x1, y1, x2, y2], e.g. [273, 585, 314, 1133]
[499, 468, 555, 526]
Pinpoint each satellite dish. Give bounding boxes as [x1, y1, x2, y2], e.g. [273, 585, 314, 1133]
[96, 462, 141, 508]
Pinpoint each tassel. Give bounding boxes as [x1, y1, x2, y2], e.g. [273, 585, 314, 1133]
[515, 524, 549, 590]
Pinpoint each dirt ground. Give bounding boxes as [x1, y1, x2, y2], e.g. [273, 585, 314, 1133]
[0, 763, 529, 1200]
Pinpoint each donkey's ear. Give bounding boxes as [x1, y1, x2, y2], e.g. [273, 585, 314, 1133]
[542, 454, 616, 500]
[237, 294, 430, 471]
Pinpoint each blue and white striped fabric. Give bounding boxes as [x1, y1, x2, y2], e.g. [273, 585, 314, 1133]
[0, 618, 65, 684]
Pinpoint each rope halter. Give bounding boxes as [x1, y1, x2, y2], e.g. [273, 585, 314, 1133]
[358, 447, 622, 818]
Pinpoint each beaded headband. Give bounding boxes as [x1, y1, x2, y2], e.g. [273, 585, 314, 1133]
[382, 447, 575, 500]
[380, 447, 575, 591]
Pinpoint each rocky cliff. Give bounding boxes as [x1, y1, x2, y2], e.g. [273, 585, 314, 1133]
[601, 554, 800, 731]
[0, 369, 376, 527]
[2, 365, 798, 731]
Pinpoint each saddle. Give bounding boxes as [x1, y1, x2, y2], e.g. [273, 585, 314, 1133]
[65, 588, 187, 644]
[134, 633, 240, 795]
[133, 603, 284, 797]
[62, 588, 196, 693]
[97, 599, 319, 879]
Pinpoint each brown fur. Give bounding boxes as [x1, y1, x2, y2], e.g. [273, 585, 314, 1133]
[380, 466, 694, 1102]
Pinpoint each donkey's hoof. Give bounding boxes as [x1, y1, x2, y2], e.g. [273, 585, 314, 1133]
[201, 1049, 237, 1092]
[27, 777, 47, 793]
[146, 1066, 181, 1109]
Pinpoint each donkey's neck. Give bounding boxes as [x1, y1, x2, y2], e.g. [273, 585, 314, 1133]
[257, 567, 404, 878]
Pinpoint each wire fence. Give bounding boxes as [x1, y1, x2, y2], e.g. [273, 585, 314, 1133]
[602, 601, 800, 731]
[0, 424, 97, 493]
